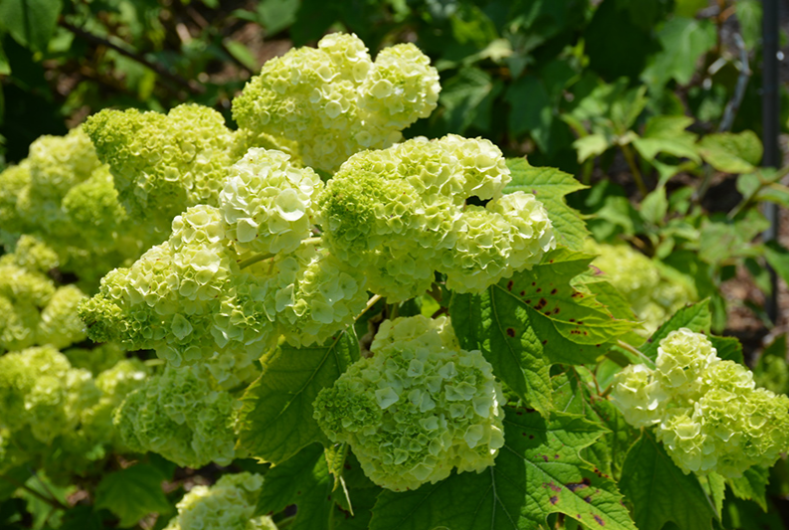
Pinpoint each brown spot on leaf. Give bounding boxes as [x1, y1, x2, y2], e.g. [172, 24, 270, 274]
[506, 328, 516, 337]
[544, 482, 561, 492]
[594, 515, 605, 526]
[584, 496, 592, 503]
[536, 288, 542, 293]
[520, 291, 526, 296]
[550, 496, 558, 505]
[566, 478, 591, 492]
[535, 298, 548, 310]
[542, 339, 548, 345]
[542, 455, 549, 462]
[550, 288, 558, 295]
[507, 280, 514, 291]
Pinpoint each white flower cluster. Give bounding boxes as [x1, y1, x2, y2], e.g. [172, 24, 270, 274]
[612, 328, 789, 477]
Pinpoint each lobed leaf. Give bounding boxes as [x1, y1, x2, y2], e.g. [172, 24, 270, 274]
[237, 327, 360, 465]
[505, 159, 588, 251]
[93, 464, 172, 528]
[619, 432, 719, 530]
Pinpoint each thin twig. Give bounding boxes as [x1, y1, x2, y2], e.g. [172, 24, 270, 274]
[616, 340, 655, 368]
[620, 143, 648, 197]
[238, 253, 275, 269]
[356, 294, 383, 321]
[58, 19, 205, 95]
[697, 32, 752, 203]
[0, 475, 68, 511]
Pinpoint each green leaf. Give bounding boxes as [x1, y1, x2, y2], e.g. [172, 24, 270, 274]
[369, 409, 637, 530]
[642, 17, 716, 88]
[709, 335, 744, 364]
[0, 0, 62, 52]
[94, 464, 171, 528]
[640, 187, 667, 225]
[450, 248, 636, 414]
[504, 158, 588, 250]
[573, 134, 610, 163]
[449, 279, 553, 415]
[256, 444, 336, 530]
[552, 370, 638, 478]
[641, 299, 711, 361]
[632, 115, 700, 163]
[619, 431, 719, 530]
[765, 241, 789, 288]
[675, 0, 708, 17]
[727, 466, 769, 512]
[58, 506, 102, 530]
[257, 0, 299, 34]
[505, 75, 554, 152]
[699, 131, 763, 174]
[224, 40, 258, 71]
[0, 39, 9, 76]
[237, 327, 359, 464]
[440, 67, 495, 134]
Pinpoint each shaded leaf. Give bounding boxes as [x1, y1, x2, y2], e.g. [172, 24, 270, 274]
[237, 328, 359, 465]
[256, 444, 335, 530]
[727, 466, 769, 512]
[0, 0, 62, 52]
[94, 464, 171, 528]
[619, 432, 718, 530]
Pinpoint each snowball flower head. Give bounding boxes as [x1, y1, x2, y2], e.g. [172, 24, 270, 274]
[611, 328, 789, 477]
[233, 33, 440, 172]
[313, 316, 505, 491]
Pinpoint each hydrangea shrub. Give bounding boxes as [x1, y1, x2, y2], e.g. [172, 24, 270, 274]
[0, 31, 786, 530]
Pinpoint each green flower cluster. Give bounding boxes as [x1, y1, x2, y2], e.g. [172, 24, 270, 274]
[0, 346, 148, 483]
[0, 242, 88, 352]
[84, 104, 297, 240]
[587, 241, 696, 335]
[114, 364, 240, 469]
[164, 473, 277, 530]
[612, 328, 789, 477]
[313, 315, 505, 491]
[80, 150, 367, 378]
[233, 33, 440, 172]
[320, 135, 555, 301]
[0, 129, 147, 289]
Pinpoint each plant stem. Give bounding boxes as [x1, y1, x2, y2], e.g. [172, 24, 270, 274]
[239, 237, 324, 269]
[620, 143, 649, 197]
[616, 340, 655, 368]
[356, 295, 382, 321]
[0, 475, 68, 511]
[58, 19, 204, 95]
[238, 253, 275, 269]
